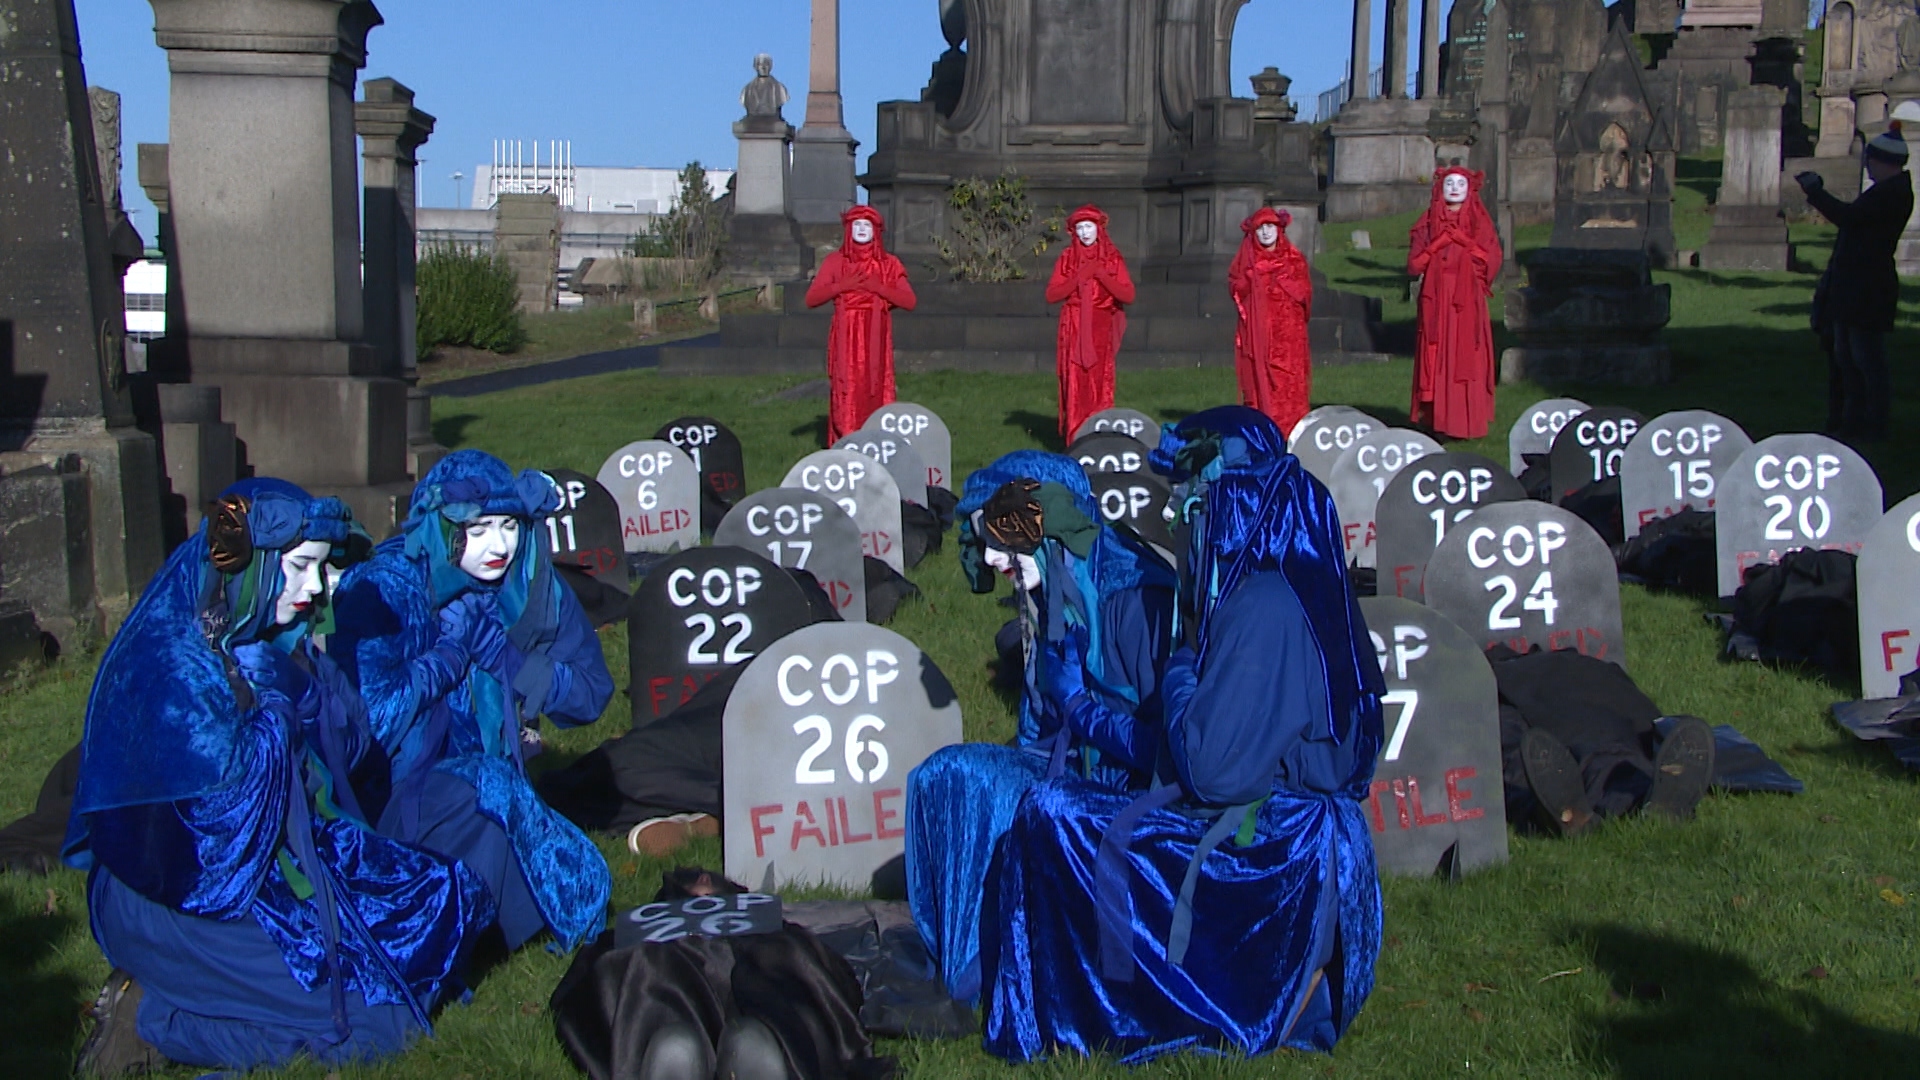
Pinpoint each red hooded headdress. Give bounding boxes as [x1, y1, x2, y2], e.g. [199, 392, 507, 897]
[1060, 205, 1126, 276]
[839, 205, 888, 264]
[1416, 167, 1496, 244]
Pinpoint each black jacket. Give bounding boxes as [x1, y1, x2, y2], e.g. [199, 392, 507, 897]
[1809, 169, 1913, 332]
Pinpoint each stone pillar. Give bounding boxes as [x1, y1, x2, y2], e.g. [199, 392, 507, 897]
[149, 0, 412, 535]
[355, 78, 445, 480]
[790, 0, 858, 230]
[494, 194, 561, 314]
[1384, 0, 1410, 99]
[1701, 86, 1790, 270]
[1478, 0, 1517, 275]
[0, 0, 164, 640]
[136, 144, 189, 379]
[1419, 0, 1442, 100]
[728, 113, 814, 280]
[1349, 0, 1374, 102]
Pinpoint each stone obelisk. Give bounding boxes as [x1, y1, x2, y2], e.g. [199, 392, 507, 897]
[790, 0, 859, 233]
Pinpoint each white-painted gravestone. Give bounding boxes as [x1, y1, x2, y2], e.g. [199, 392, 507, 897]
[1290, 406, 1382, 482]
[834, 429, 931, 507]
[540, 469, 630, 591]
[1508, 398, 1588, 476]
[597, 440, 701, 554]
[716, 489, 868, 623]
[1329, 428, 1443, 568]
[1358, 596, 1508, 877]
[783, 449, 907, 574]
[1714, 435, 1883, 599]
[1859, 493, 1920, 699]
[1619, 410, 1753, 538]
[1072, 406, 1158, 445]
[1424, 501, 1627, 666]
[1090, 470, 1177, 556]
[723, 622, 963, 891]
[1067, 432, 1151, 476]
[864, 403, 952, 492]
[1547, 406, 1645, 502]
[1374, 453, 1527, 600]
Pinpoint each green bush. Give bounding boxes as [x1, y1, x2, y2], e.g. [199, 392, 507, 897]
[933, 172, 1064, 282]
[417, 243, 526, 357]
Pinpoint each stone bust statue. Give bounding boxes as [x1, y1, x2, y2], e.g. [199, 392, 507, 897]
[741, 54, 789, 119]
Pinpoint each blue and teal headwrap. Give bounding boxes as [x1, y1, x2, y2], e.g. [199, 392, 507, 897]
[957, 451, 1100, 594]
[208, 478, 360, 648]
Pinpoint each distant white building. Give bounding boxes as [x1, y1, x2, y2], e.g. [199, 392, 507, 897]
[473, 141, 731, 213]
[123, 259, 166, 340]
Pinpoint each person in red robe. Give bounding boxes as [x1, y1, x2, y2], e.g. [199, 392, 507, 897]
[807, 205, 917, 443]
[1227, 207, 1314, 434]
[1408, 167, 1503, 439]
[1046, 206, 1134, 443]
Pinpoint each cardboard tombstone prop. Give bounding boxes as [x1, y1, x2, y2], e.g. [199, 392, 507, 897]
[1859, 493, 1920, 700]
[1508, 398, 1589, 476]
[834, 429, 931, 508]
[863, 402, 953, 493]
[1067, 432, 1152, 476]
[597, 440, 701, 554]
[1358, 596, 1508, 877]
[539, 469, 630, 591]
[627, 546, 818, 725]
[1547, 406, 1646, 502]
[1618, 410, 1753, 538]
[1290, 406, 1383, 483]
[654, 417, 748, 535]
[782, 449, 907, 574]
[1089, 470, 1177, 558]
[1375, 452, 1528, 600]
[716, 488, 868, 623]
[1424, 501, 1627, 667]
[1329, 427, 1443, 569]
[1714, 434, 1884, 599]
[1071, 406, 1158, 445]
[723, 621, 963, 892]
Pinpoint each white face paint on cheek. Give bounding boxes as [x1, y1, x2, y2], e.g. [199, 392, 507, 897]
[274, 540, 333, 626]
[1015, 555, 1041, 591]
[459, 516, 521, 582]
[1256, 223, 1279, 246]
[1075, 221, 1098, 246]
[983, 547, 1014, 575]
[851, 219, 874, 244]
[1443, 175, 1470, 204]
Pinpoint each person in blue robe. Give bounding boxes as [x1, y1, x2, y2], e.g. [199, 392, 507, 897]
[906, 451, 1175, 1003]
[332, 451, 614, 952]
[67, 480, 496, 1074]
[979, 407, 1387, 1063]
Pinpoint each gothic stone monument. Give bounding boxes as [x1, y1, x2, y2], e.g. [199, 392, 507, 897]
[1701, 86, 1791, 270]
[727, 55, 814, 280]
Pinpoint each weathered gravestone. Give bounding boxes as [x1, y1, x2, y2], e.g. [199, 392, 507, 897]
[715, 489, 867, 623]
[1329, 429, 1443, 569]
[1714, 435, 1883, 599]
[1547, 406, 1646, 501]
[1376, 453, 1528, 600]
[1072, 407, 1159, 445]
[1090, 470, 1177, 558]
[864, 403, 952, 492]
[654, 417, 747, 535]
[783, 450, 906, 574]
[627, 547, 818, 725]
[1508, 398, 1589, 475]
[834, 429, 931, 507]
[1619, 410, 1753, 538]
[1425, 501, 1627, 666]
[1859, 494, 1920, 700]
[723, 621, 963, 891]
[1358, 596, 1508, 877]
[540, 469, 629, 591]
[1068, 432, 1151, 476]
[597, 441, 701, 554]
[1289, 407, 1382, 483]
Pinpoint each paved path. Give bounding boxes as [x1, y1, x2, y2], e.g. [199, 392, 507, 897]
[428, 334, 719, 398]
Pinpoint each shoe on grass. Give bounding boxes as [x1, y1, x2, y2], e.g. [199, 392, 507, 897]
[73, 968, 166, 1077]
[1645, 716, 1716, 822]
[627, 813, 721, 858]
[1522, 729, 1598, 839]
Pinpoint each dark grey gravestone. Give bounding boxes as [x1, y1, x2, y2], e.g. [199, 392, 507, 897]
[834, 430, 931, 507]
[597, 440, 701, 554]
[864, 402, 953, 492]
[1375, 453, 1528, 600]
[1425, 501, 1627, 667]
[1358, 596, 1508, 877]
[1090, 470, 1176, 556]
[1067, 432, 1152, 476]
[541, 469, 629, 590]
[782, 450, 907, 574]
[1290, 407, 1382, 483]
[1858, 493, 1920, 700]
[1507, 398, 1589, 475]
[1547, 406, 1646, 501]
[627, 546, 818, 726]
[1072, 407, 1159, 445]
[1715, 435, 1884, 599]
[723, 621, 963, 892]
[1618, 410, 1753, 538]
[654, 417, 748, 533]
[1329, 428, 1443, 569]
[716, 489, 867, 623]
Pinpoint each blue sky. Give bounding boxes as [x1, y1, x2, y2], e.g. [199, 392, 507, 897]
[76, 0, 1437, 228]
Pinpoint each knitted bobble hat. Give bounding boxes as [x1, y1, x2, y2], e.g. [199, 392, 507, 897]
[1868, 120, 1909, 164]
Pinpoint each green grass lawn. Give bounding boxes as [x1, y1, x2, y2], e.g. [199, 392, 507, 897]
[6, 189, 1920, 1077]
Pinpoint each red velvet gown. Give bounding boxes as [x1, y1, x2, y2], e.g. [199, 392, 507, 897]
[806, 207, 918, 443]
[1228, 208, 1314, 435]
[1408, 169, 1503, 439]
[1047, 206, 1135, 443]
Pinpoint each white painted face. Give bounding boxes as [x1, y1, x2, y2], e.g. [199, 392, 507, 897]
[982, 546, 1042, 591]
[459, 514, 522, 583]
[1074, 220, 1099, 246]
[1255, 222, 1280, 247]
[275, 540, 333, 627]
[1442, 173, 1470, 205]
[850, 218, 875, 244]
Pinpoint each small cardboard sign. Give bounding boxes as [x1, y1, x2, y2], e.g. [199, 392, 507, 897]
[1374, 452, 1528, 600]
[1072, 407, 1159, 445]
[1090, 470, 1177, 557]
[1713, 434, 1884, 599]
[1358, 596, 1508, 877]
[1067, 432, 1152, 476]
[864, 403, 953, 492]
[1618, 410, 1753, 538]
[782, 450, 907, 574]
[1424, 501, 1627, 667]
[654, 417, 748, 535]
[723, 622, 963, 892]
[540, 469, 630, 591]
[597, 440, 701, 554]
[627, 547, 819, 725]
[1547, 406, 1646, 502]
[1289, 406, 1382, 483]
[834, 430, 931, 508]
[1508, 398, 1589, 475]
[715, 488, 868, 623]
[1329, 428, 1443, 569]
[1859, 493, 1920, 700]
[613, 893, 784, 949]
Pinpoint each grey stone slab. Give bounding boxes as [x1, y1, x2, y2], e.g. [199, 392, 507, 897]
[783, 449, 906, 574]
[1072, 407, 1159, 445]
[1290, 407, 1384, 484]
[1330, 429, 1444, 570]
[1858, 493, 1920, 699]
[1425, 501, 1627, 667]
[1714, 434, 1884, 598]
[1547, 406, 1647, 501]
[1376, 453, 1528, 600]
[1068, 433, 1152, 476]
[1618, 410, 1753, 538]
[716, 488, 866, 622]
[1508, 399, 1590, 475]
[597, 441, 702, 554]
[1090, 471, 1176, 556]
[863, 403, 953, 492]
[835, 431, 931, 508]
